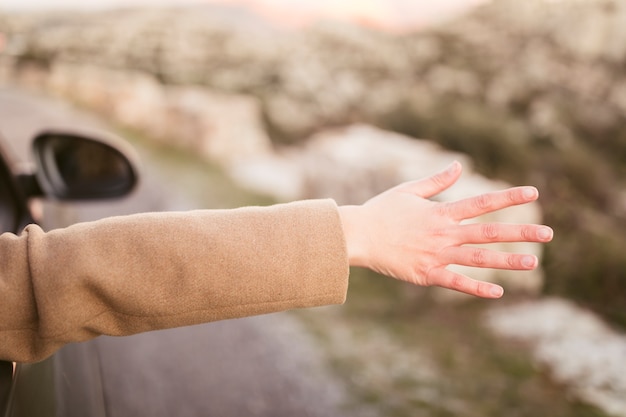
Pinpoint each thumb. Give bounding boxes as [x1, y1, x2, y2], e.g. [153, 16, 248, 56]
[398, 161, 463, 199]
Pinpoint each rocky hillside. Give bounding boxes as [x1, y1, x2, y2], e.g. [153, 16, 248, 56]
[1, 0, 626, 324]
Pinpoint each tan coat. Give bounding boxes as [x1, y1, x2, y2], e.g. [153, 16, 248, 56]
[0, 200, 349, 363]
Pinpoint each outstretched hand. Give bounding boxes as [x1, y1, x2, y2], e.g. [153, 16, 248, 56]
[338, 161, 553, 298]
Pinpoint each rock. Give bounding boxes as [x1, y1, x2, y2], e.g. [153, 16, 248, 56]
[486, 298, 626, 417]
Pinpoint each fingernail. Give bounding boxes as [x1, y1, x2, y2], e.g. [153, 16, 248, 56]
[538, 226, 553, 241]
[447, 160, 461, 173]
[490, 286, 504, 298]
[523, 187, 538, 199]
[522, 255, 537, 268]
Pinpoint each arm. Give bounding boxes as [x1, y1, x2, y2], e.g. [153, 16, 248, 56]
[0, 162, 552, 362]
[339, 161, 553, 298]
[1, 200, 349, 362]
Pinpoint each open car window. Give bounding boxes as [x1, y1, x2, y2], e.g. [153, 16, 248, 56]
[0, 142, 26, 234]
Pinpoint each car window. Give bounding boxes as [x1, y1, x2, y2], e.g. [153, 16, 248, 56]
[0, 147, 23, 234]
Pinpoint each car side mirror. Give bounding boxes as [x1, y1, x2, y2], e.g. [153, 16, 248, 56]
[29, 130, 139, 200]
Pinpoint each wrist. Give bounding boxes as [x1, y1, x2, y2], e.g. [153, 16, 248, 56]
[337, 205, 369, 268]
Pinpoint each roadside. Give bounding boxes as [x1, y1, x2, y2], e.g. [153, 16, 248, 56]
[3, 86, 622, 417]
[295, 269, 612, 417]
[127, 120, 619, 417]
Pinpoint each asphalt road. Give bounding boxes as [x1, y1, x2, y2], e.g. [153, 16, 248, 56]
[0, 87, 350, 417]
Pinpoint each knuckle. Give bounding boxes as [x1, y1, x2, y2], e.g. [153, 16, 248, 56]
[471, 248, 486, 266]
[450, 274, 465, 291]
[476, 281, 489, 297]
[423, 267, 437, 287]
[474, 194, 492, 211]
[520, 226, 537, 242]
[431, 172, 447, 188]
[506, 254, 518, 269]
[482, 224, 499, 240]
[520, 226, 534, 241]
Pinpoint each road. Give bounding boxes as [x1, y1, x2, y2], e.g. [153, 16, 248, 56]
[0, 87, 350, 417]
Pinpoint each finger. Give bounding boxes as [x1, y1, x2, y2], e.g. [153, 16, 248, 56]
[397, 161, 462, 199]
[427, 267, 504, 298]
[441, 247, 538, 270]
[453, 223, 554, 244]
[445, 186, 539, 221]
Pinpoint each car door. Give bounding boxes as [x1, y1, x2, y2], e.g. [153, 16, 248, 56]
[0, 130, 138, 417]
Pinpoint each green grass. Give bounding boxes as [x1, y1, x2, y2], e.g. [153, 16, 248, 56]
[296, 268, 609, 417]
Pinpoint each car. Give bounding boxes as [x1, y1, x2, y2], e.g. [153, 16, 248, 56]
[0, 128, 138, 417]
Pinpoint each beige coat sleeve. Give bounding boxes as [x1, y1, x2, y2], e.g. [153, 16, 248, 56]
[0, 199, 349, 363]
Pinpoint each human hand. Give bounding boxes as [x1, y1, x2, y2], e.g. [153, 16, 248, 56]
[338, 161, 553, 298]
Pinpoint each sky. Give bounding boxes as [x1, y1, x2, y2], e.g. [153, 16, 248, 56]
[0, 0, 489, 32]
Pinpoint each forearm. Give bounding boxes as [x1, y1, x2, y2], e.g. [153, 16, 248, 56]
[0, 199, 349, 362]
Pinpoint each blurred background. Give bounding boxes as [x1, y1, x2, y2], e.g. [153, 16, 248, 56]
[1, 0, 625, 416]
